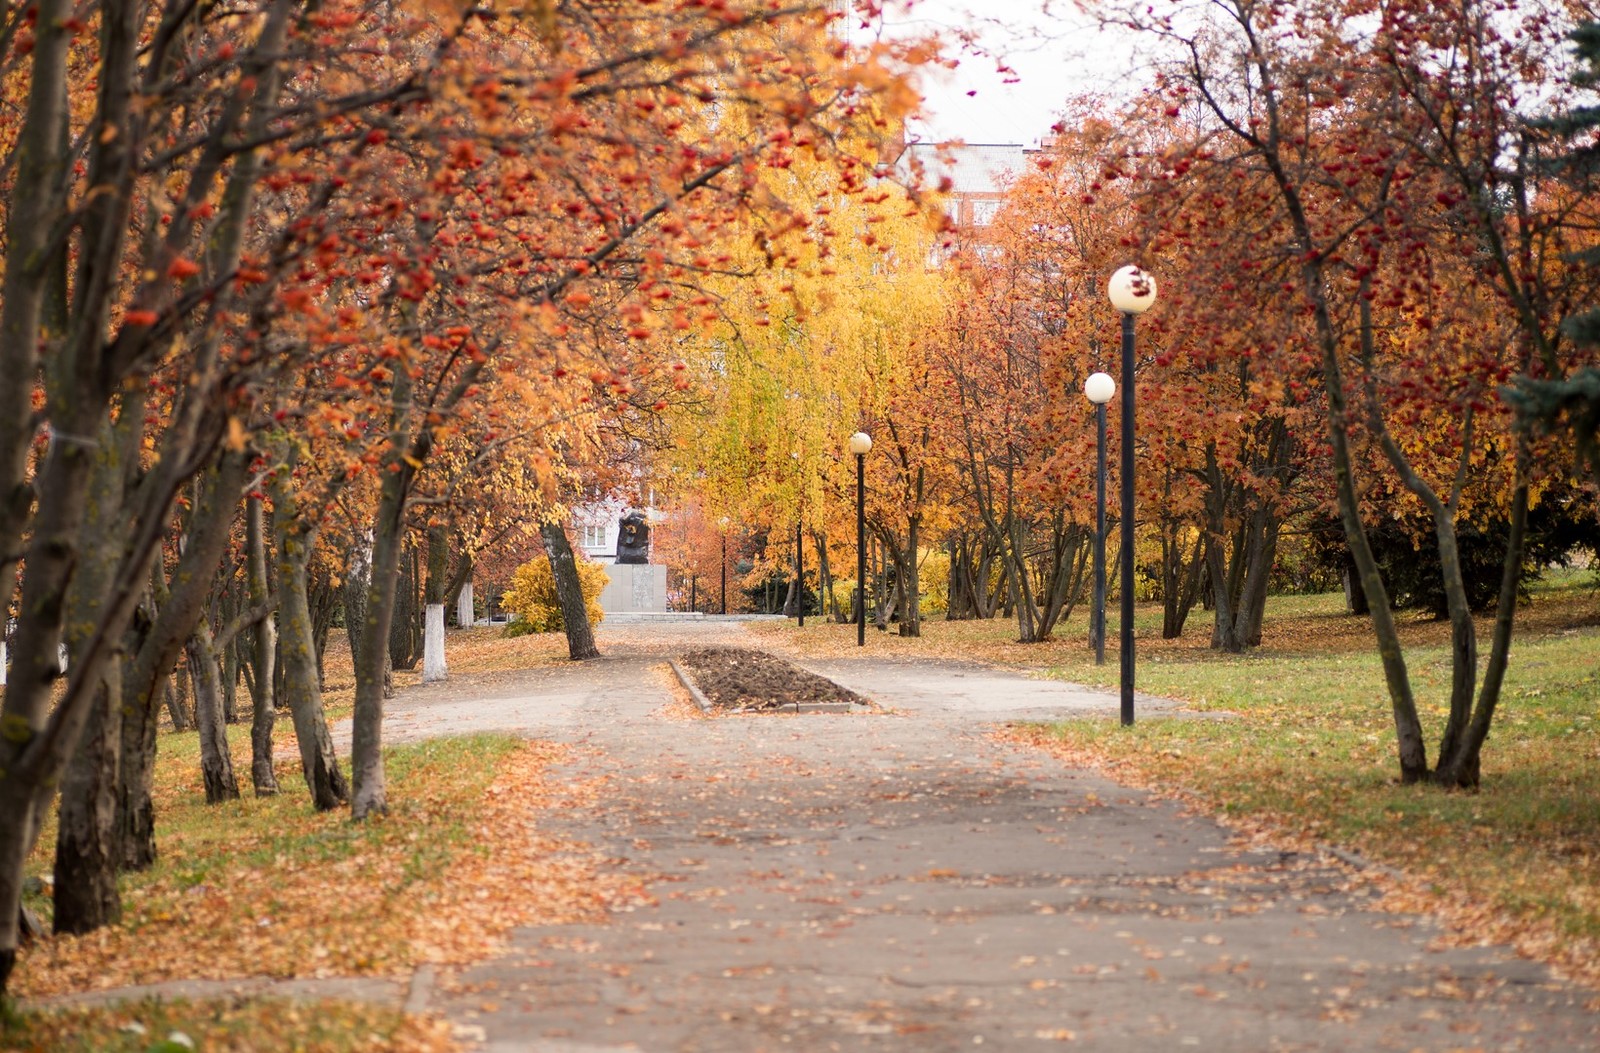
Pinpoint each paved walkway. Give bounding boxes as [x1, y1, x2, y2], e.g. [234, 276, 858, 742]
[399, 622, 1596, 1051]
[43, 621, 1600, 1050]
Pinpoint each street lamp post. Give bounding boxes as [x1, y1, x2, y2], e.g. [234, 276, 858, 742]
[792, 451, 805, 628]
[1084, 371, 1116, 666]
[796, 520, 805, 628]
[1107, 265, 1158, 726]
[848, 432, 872, 647]
[718, 516, 729, 615]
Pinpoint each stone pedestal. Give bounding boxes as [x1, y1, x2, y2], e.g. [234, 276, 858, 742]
[598, 563, 668, 614]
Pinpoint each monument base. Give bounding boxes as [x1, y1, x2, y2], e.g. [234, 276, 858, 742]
[598, 563, 668, 614]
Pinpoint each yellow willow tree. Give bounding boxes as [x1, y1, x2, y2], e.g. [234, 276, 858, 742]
[662, 123, 954, 630]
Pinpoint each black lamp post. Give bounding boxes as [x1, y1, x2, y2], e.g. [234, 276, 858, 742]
[1084, 370, 1115, 666]
[718, 516, 729, 615]
[848, 431, 872, 646]
[796, 520, 805, 628]
[1107, 265, 1158, 726]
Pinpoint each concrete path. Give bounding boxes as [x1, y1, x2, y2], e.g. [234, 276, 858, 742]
[396, 622, 1598, 1052]
[41, 621, 1597, 1050]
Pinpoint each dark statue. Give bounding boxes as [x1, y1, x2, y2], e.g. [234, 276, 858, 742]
[616, 510, 650, 564]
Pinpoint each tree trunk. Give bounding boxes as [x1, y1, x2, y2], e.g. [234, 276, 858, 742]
[51, 664, 123, 935]
[425, 522, 449, 605]
[311, 570, 339, 691]
[270, 465, 348, 811]
[1236, 515, 1281, 648]
[343, 529, 373, 682]
[813, 531, 835, 622]
[945, 535, 970, 619]
[220, 595, 240, 726]
[444, 550, 475, 626]
[351, 370, 432, 820]
[1436, 448, 1531, 787]
[422, 525, 448, 681]
[116, 450, 249, 869]
[422, 603, 448, 682]
[0, 0, 111, 993]
[164, 674, 192, 731]
[1160, 524, 1205, 640]
[1313, 284, 1428, 781]
[1037, 521, 1090, 641]
[1343, 558, 1370, 616]
[388, 543, 422, 675]
[52, 398, 146, 935]
[541, 520, 600, 660]
[1203, 449, 1245, 654]
[188, 619, 241, 804]
[898, 515, 922, 638]
[245, 494, 278, 796]
[118, 620, 162, 873]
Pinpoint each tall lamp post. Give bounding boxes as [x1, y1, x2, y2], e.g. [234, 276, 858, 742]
[848, 431, 872, 646]
[796, 519, 805, 627]
[718, 516, 729, 616]
[1107, 265, 1157, 726]
[792, 451, 805, 628]
[1084, 371, 1116, 666]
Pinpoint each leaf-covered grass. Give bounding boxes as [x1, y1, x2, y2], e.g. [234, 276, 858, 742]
[16, 726, 635, 998]
[267, 626, 569, 729]
[1, 996, 454, 1053]
[9, 626, 642, 1048]
[759, 570, 1600, 981]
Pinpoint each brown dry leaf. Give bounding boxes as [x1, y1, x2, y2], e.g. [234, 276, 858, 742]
[15, 741, 646, 998]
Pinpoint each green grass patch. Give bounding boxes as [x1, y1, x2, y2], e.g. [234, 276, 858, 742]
[761, 575, 1600, 971]
[1028, 581, 1600, 967]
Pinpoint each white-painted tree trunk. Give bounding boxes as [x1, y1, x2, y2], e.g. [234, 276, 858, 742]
[456, 580, 474, 628]
[422, 603, 447, 682]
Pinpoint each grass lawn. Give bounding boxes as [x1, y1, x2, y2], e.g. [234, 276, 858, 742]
[5, 627, 629, 1052]
[755, 569, 1600, 984]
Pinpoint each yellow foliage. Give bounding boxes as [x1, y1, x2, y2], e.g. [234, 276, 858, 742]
[501, 555, 608, 634]
[918, 548, 950, 616]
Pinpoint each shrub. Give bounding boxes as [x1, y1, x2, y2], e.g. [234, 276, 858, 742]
[500, 555, 608, 634]
[918, 549, 951, 616]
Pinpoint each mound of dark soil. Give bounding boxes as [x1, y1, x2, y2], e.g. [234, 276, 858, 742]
[678, 647, 869, 711]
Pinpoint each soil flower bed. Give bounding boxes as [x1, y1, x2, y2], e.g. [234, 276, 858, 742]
[677, 647, 869, 711]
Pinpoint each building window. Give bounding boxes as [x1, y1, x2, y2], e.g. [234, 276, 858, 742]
[970, 199, 1000, 226]
[581, 524, 607, 549]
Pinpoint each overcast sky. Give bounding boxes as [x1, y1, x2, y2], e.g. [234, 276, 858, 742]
[882, 0, 1152, 146]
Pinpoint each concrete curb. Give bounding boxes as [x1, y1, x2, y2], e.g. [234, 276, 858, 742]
[404, 963, 435, 1015]
[668, 658, 714, 713]
[25, 974, 408, 1011]
[667, 658, 870, 716]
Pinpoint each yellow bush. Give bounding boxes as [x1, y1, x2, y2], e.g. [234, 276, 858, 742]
[918, 549, 950, 616]
[500, 555, 608, 635]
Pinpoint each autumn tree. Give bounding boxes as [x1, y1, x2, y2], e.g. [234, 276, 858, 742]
[1115, 0, 1600, 785]
[0, 0, 487, 985]
[0, 0, 928, 995]
[1510, 20, 1600, 482]
[660, 105, 949, 632]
